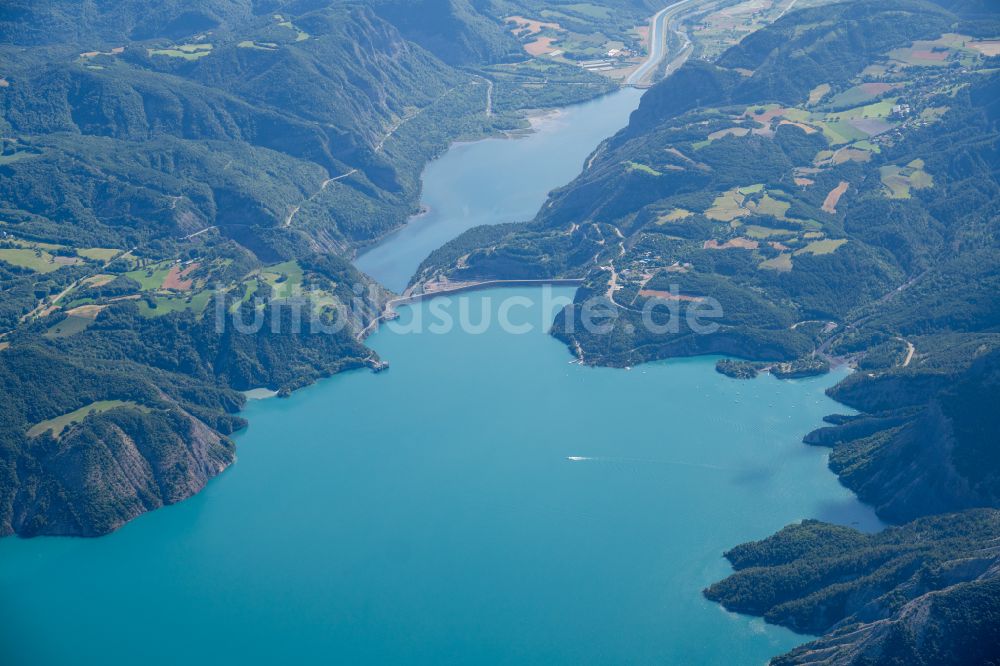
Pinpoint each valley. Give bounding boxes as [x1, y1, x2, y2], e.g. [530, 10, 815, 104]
[0, 1, 998, 664]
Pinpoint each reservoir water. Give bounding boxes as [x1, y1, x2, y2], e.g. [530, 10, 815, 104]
[0, 90, 881, 665]
[356, 89, 643, 293]
[0, 291, 880, 664]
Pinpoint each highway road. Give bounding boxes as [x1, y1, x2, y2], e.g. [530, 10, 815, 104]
[627, 0, 698, 86]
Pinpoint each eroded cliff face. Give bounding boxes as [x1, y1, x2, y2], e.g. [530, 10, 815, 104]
[5, 406, 234, 537]
[825, 404, 981, 522]
[705, 511, 1000, 665]
[772, 565, 1000, 666]
[807, 347, 1000, 524]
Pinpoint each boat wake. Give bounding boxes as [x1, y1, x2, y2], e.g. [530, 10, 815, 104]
[566, 455, 729, 471]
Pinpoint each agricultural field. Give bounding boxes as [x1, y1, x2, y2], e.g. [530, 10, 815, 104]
[0, 238, 118, 268]
[758, 253, 793, 271]
[706, 187, 752, 222]
[626, 161, 663, 176]
[814, 145, 873, 167]
[807, 83, 831, 106]
[125, 261, 175, 290]
[0, 235, 120, 273]
[82, 274, 116, 288]
[704, 237, 759, 250]
[502, 3, 645, 76]
[44, 305, 107, 339]
[138, 291, 213, 318]
[561, 3, 611, 19]
[148, 43, 213, 60]
[238, 41, 279, 51]
[753, 193, 790, 218]
[795, 238, 848, 255]
[75, 247, 119, 262]
[822, 181, 850, 214]
[886, 33, 980, 68]
[693, 174, 843, 271]
[693, 0, 805, 61]
[743, 225, 796, 239]
[728, 101, 897, 147]
[276, 16, 310, 42]
[230, 278, 261, 313]
[163, 262, 200, 290]
[0, 248, 78, 273]
[27, 400, 148, 439]
[705, 183, 804, 226]
[880, 159, 934, 199]
[262, 260, 304, 299]
[503, 27, 989, 292]
[694, 126, 750, 149]
[825, 82, 902, 109]
[657, 208, 693, 224]
[0, 142, 43, 165]
[969, 39, 1000, 57]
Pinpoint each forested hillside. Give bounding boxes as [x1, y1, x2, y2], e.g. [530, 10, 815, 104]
[415, 0, 1000, 661]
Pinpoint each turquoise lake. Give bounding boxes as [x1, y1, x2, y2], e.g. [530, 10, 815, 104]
[0, 88, 881, 664]
[0, 290, 880, 664]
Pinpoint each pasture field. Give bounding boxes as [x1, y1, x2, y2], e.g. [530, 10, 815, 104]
[706, 184, 812, 227]
[138, 291, 212, 318]
[657, 209, 693, 224]
[0, 149, 37, 165]
[704, 237, 759, 250]
[277, 20, 310, 41]
[163, 262, 200, 291]
[796, 239, 847, 255]
[807, 83, 831, 106]
[149, 43, 213, 60]
[262, 260, 304, 299]
[778, 120, 818, 134]
[626, 161, 662, 176]
[238, 41, 279, 50]
[44, 305, 106, 338]
[751, 194, 790, 219]
[83, 274, 116, 288]
[27, 400, 148, 439]
[695, 125, 756, 148]
[693, 0, 785, 60]
[825, 82, 899, 108]
[505, 16, 562, 34]
[229, 279, 260, 313]
[758, 253, 792, 271]
[920, 106, 950, 122]
[743, 225, 795, 239]
[0, 248, 83, 273]
[970, 40, 1000, 57]
[816, 120, 869, 145]
[705, 188, 749, 222]
[125, 262, 173, 290]
[562, 3, 611, 19]
[822, 181, 850, 214]
[815, 145, 873, 167]
[886, 34, 975, 67]
[880, 160, 934, 199]
[76, 247, 119, 262]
